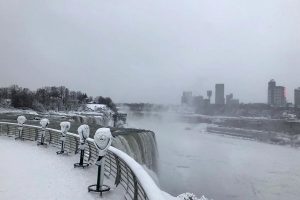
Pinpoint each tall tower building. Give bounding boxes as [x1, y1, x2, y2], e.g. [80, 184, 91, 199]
[268, 79, 276, 105]
[268, 79, 286, 107]
[215, 84, 225, 105]
[274, 86, 286, 106]
[295, 88, 300, 108]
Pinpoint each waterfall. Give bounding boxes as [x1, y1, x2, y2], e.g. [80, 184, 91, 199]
[112, 130, 158, 173]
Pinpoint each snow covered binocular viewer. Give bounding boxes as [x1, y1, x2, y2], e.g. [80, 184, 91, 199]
[56, 121, 71, 155]
[94, 128, 112, 157]
[60, 121, 71, 136]
[40, 118, 50, 129]
[17, 116, 26, 126]
[16, 116, 26, 140]
[88, 128, 112, 195]
[74, 125, 90, 169]
[78, 124, 90, 145]
[38, 118, 50, 146]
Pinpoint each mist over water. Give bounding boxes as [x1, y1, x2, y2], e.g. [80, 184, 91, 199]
[127, 112, 300, 200]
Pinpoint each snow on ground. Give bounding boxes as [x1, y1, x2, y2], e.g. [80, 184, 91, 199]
[48, 110, 105, 116]
[0, 107, 38, 115]
[86, 104, 107, 111]
[0, 136, 124, 200]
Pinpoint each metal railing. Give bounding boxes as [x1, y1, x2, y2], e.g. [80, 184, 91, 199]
[0, 122, 165, 200]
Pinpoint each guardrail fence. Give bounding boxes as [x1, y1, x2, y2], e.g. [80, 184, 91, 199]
[0, 122, 165, 200]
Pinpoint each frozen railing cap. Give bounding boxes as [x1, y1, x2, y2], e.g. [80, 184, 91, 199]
[94, 128, 112, 156]
[17, 116, 26, 125]
[77, 124, 90, 143]
[40, 118, 50, 129]
[60, 121, 71, 136]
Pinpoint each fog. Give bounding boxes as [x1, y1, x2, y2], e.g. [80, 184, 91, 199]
[0, 0, 300, 104]
[127, 113, 300, 200]
[1, 1, 300, 198]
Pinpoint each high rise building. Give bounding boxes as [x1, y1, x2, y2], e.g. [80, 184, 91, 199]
[295, 88, 300, 108]
[268, 79, 276, 105]
[268, 80, 286, 107]
[215, 84, 225, 105]
[181, 91, 193, 106]
[274, 86, 286, 106]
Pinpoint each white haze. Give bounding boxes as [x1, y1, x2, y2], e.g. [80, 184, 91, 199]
[0, 0, 300, 104]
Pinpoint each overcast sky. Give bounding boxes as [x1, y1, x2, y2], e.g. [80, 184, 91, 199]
[0, 0, 299, 104]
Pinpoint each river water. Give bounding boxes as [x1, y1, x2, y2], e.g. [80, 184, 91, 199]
[128, 113, 300, 200]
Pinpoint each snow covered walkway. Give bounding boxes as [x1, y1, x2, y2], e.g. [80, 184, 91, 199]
[0, 136, 123, 200]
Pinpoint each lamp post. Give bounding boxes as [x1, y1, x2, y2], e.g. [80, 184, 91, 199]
[74, 124, 90, 168]
[56, 121, 70, 155]
[37, 118, 49, 146]
[15, 116, 26, 140]
[88, 128, 112, 196]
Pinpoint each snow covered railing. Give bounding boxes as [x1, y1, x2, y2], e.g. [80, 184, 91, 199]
[0, 122, 166, 200]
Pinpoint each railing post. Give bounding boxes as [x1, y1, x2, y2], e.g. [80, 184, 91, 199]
[88, 142, 92, 162]
[7, 124, 9, 136]
[108, 153, 112, 176]
[49, 130, 52, 144]
[115, 155, 121, 187]
[35, 128, 39, 141]
[1, 124, 4, 135]
[126, 166, 130, 193]
[133, 174, 138, 200]
[74, 137, 79, 154]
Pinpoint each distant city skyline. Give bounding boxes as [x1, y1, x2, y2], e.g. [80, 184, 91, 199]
[182, 80, 299, 106]
[1, 79, 300, 105]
